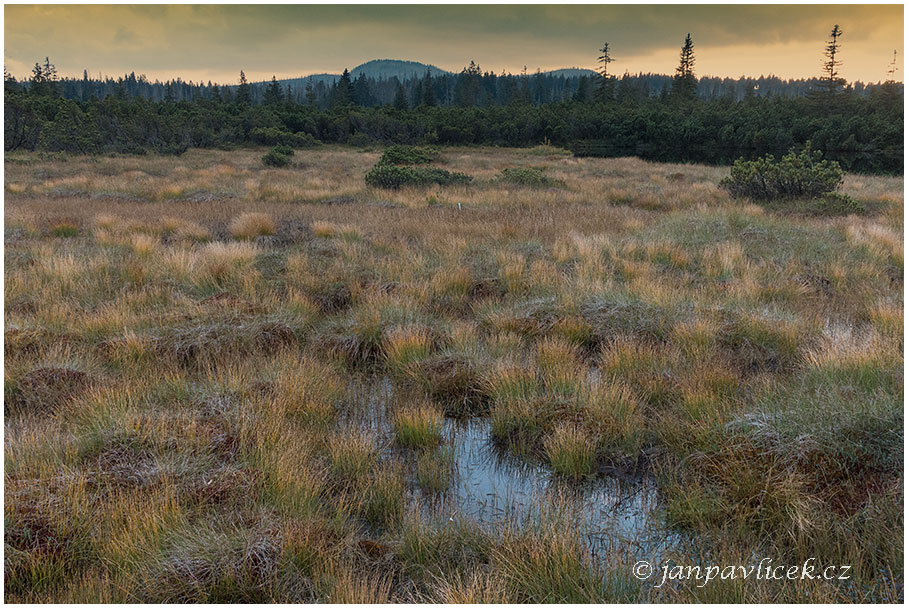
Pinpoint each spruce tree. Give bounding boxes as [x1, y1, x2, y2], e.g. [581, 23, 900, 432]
[420, 70, 436, 107]
[393, 82, 408, 110]
[236, 70, 251, 105]
[596, 42, 616, 102]
[264, 75, 283, 105]
[822, 25, 846, 95]
[671, 33, 697, 101]
[573, 75, 591, 103]
[332, 68, 353, 108]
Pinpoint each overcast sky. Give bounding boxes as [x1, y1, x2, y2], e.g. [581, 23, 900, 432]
[4, 5, 904, 84]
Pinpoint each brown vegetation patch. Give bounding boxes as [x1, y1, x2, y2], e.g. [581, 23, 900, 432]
[184, 467, 262, 507]
[88, 444, 162, 490]
[418, 354, 489, 417]
[6, 503, 71, 561]
[258, 322, 298, 351]
[468, 276, 506, 302]
[158, 317, 300, 369]
[5, 328, 81, 358]
[795, 273, 834, 297]
[357, 539, 394, 559]
[11, 367, 92, 415]
[310, 282, 352, 313]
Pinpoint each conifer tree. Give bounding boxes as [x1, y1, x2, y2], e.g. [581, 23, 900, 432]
[420, 70, 436, 107]
[671, 33, 697, 101]
[574, 75, 591, 103]
[393, 82, 408, 110]
[332, 68, 354, 108]
[822, 24, 846, 95]
[596, 42, 616, 101]
[264, 75, 283, 105]
[236, 70, 251, 105]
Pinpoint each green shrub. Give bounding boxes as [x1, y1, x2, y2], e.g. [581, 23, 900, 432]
[365, 163, 471, 189]
[347, 132, 374, 148]
[379, 145, 438, 165]
[419, 167, 472, 186]
[498, 167, 562, 188]
[719, 143, 845, 201]
[812, 191, 865, 215]
[262, 146, 292, 167]
[250, 127, 319, 148]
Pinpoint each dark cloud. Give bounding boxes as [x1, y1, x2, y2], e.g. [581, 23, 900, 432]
[4, 5, 903, 82]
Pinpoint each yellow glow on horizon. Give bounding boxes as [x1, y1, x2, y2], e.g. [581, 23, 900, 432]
[4, 4, 903, 84]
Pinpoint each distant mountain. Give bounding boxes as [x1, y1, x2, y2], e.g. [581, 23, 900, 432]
[351, 59, 448, 80]
[256, 60, 598, 91]
[256, 60, 448, 92]
[543, 68, 598, 78]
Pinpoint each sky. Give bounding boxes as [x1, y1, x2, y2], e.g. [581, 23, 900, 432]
[4, 4, 904, 84]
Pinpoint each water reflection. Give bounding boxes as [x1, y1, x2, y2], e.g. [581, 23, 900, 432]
[428, 418, 673, 559]
[344, 376, 675, 559]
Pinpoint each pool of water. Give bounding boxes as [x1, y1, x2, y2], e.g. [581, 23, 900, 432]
[344, 377, 674, 559]
[425, 418, 672, 559]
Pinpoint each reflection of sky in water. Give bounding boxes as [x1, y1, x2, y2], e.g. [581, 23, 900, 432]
[344, 377, 677, 561]
[426, 419, 676, 560]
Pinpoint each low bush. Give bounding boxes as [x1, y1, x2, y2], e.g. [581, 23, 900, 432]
[347, 132, 374, 147]
[262, 146, 293, 167]
[719, 143, 845, 200]
[249, 127, 319, 148]
[365, 163, 471, 189]
[497, 167, 562, 188]
[379, 145, 438, 165]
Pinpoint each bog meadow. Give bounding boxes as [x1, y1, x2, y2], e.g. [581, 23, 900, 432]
[3, 9, 904, 604]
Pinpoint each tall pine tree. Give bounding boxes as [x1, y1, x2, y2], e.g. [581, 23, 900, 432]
[671, 33, 697, 101]
[822, 25, 846, 95]
[596, 42, 616, 102]
[236, 70, 251, 105]
[263, 75, 283, 105]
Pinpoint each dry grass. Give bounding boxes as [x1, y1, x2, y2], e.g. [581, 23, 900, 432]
[229, 212, 276, 239]
[4, 145, 902, 602]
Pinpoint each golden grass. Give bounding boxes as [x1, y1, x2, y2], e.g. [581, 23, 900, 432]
[4, 145, 902, 602]
[229, 212, 276, 239]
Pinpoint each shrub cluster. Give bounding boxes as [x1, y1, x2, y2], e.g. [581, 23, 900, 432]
[719, 143, 845, 200]
[262, 145, 294, 167]
[379, 144, 439, 165]
[497, 166, 563, 188]
[365, 163, 471, 189]
[249, 127, 320, 148]
[365, 145, 470, 189]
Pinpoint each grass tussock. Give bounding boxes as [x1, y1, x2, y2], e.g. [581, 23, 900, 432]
[229, 212, 276, 239]
[392, 402, 444, 449]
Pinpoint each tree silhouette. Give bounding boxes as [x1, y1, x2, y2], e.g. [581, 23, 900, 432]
[822, 24, 846, 95]
[393, 82, 408, 110]
[596, 42, 616, 102]
[671, 34, 697, 101]
[332, 68, 354, 108]
[236, 70, 251, 105]
[420, 69, 436, 106]
[886, 49, 898, 82]
[264, 76, 283, 105]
